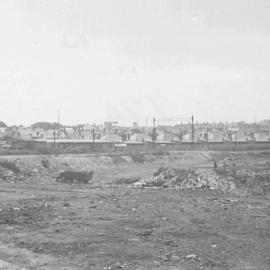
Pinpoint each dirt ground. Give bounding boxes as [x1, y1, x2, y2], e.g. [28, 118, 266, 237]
[0, 151, 269, 270]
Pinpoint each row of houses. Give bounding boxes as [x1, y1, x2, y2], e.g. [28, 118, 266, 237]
[1, 123, 270, 144]
[16, 129, 270, 144]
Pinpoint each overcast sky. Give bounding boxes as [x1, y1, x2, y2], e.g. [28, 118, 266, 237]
[0, 0, 270, 126]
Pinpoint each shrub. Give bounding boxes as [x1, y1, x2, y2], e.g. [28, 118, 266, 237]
[56, 170, 94, 184]
[41, 159, 50, 168]
[0, 160, 20, 173]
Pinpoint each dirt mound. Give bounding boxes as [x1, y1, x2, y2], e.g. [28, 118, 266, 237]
[131, 167, 236, 191]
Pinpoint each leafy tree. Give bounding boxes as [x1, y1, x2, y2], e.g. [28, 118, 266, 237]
[0, 121, 7, 127]
[31, 122, 62, 130]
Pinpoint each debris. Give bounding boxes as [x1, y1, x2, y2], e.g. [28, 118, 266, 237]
[63, 202, 71, 207]
[160, 253, 171, 262]
[138, 229, 153, 237]
[128, 238, 140, 242]
[185, 254, 197, 260]
[171, 255, 180, 261]
[164, 240, 178, 247]
[130, 167, 236, 191]
[107, 262, 124, 270]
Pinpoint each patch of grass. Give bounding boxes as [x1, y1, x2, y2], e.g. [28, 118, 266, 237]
[130, 153, 146, 163]
[110, 155, 126, 165]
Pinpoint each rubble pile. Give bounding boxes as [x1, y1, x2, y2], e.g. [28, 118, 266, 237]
[131, 167, 236, 191]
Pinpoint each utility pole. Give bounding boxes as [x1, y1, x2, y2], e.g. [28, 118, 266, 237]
[191, 115, 195, 143]
[92, 129, 95, 143]
[152, 117, 156, 143]
[57, 110, 60, 139]
[81, 126, 84, 139]
[53, 130, 56, 145]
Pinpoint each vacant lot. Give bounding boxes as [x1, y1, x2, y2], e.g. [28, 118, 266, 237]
[0, 151, 269, 270]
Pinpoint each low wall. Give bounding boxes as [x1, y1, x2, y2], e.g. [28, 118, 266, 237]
[50, 141, 270, 153]
[3, 140, 270, 155]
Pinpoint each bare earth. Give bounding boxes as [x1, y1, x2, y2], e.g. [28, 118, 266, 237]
[0, 151, 269, 270]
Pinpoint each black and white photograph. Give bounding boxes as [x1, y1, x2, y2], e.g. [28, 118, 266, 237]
[0, 1, 270, 269]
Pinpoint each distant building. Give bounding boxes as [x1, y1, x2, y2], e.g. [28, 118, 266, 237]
[254, 131, 270, 141]
[64, 127, 81, 139]
[182, 133, 192, 142]
[104, 121, 119, 134]
[208, 130, 225, 142]
[43, 130, 56, 140]
[17, 128, 33, 140]
[31, 128, 45, 139]
[235, 130, 248, 142]
[130, 133, 152, 143]
[100, 134, 122, 142]
[157, 132, 180, 143]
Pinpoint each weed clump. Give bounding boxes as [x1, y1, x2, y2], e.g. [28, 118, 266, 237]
[0, 160, 20, 173]
[56, 170, 94, 184]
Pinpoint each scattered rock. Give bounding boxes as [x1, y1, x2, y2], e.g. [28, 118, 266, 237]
[164, 240, 178, 247]
[185, 254, 197, 260]
[160, 253, 171, 262]
[128, 238, 141, 242]
[138, 229, 153, 237]
[63, 202, 71, 207]
[171, 255, 180, 261]
[130, 167, 236, 191]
